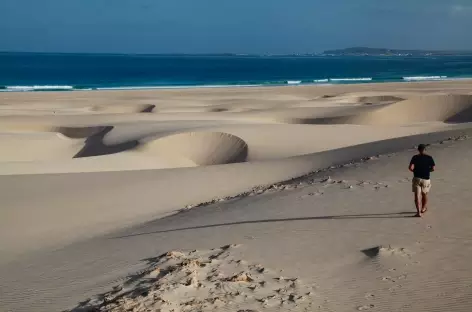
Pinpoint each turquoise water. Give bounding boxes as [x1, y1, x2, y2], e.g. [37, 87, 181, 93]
[1, 52, 472, 91]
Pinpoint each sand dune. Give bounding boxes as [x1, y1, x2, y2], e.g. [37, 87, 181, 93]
[56, 126, 108, 139]
[0, 123, 56, 133]
[354, 95, 404, 104]
[267, 106, 377, 124]
[350, 94, 472, 125]
[298, 94, 472, 125]
[0, 132, 83, 161]
[2, 81, 472, 312]
[0, 126, 130, 161]
[137, 132, 248, 167]
[90, 103, 156, 114]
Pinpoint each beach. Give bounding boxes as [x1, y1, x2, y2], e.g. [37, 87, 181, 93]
[1, 81, 472, 311]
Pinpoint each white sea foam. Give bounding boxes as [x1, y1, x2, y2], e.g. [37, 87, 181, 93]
[96, 84, 263, 91]
[5, 85, 75, 91]
[442, 77, 472, 81]
[96, 86, 172, 91]
[329, 77, 373, 82]
[403, 76, 447, 81]
[313, 79, 330, 83]
[286, 80, 302, 85]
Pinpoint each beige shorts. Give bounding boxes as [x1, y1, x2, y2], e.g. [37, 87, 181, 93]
[412, 177, 431, 193]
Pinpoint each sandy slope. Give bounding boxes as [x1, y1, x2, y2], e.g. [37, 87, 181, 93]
[1, 81, 472, 311]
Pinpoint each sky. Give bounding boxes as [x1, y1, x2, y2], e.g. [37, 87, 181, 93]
[1, 0, 472, 54]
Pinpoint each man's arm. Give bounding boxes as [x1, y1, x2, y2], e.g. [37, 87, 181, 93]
[409, 156, 415, 172]
[430, 157, 436, 172]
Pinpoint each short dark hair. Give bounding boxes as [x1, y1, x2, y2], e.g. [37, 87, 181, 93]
[418, 144, 426, 152]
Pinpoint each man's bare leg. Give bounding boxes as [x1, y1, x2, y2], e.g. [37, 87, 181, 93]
[414, 191, 422, 217]
[421, 193, 428, 213]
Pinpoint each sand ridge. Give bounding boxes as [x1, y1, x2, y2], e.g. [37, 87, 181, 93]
[270, 94, 472, 125]
[344, 94, 472, 125]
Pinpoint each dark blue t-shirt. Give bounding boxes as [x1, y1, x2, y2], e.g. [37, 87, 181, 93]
[410, 154, 435, 179]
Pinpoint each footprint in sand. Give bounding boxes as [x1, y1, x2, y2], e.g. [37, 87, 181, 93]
[299, 192, 324, 199]
[381, 274, 407, 283]
[364, 293, 375, 299]
[388, 284, 403, 292]
[357, 304, 375, 311]
[363, 245, 413, 259]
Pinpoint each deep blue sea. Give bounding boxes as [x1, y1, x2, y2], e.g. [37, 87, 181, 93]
[1, 52, 472, 92]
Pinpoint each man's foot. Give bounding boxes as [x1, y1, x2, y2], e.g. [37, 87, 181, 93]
[414, 213, 422, 218]
[421, 207, 428, 213]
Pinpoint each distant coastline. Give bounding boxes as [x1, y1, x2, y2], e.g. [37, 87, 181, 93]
[2, 48, 472, 57]
[321, 47, 472, 57]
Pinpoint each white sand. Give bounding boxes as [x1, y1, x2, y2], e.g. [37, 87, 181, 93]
[1, 81, 472, 311]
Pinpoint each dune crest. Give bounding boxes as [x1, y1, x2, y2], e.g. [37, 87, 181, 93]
[346, 94, 472, 125]
[90, 103, 155, 114]
[138, 132, 248, 167]
[54, 126, 107, 139]
[354, 95, 404, 105]
[281, 94, 472, 125]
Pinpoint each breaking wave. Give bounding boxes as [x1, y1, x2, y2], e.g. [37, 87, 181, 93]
[2, 85, 76, 92]
[402, 76, 448, 81]
[2, 75, 470, 92]
[329, 77, 373, 82]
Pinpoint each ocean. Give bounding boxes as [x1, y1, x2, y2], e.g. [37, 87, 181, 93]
[1, 52, 472, 92]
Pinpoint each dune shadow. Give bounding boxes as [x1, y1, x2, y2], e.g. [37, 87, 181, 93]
[286, 115, 357, 125]
[74, 126, 139, 158]
[208, 107, 229, 112]
[361, 246, 382, 258]
[445, 104, 472, 123]
[113, 212, 414, 239]
[140, 104, 156, 113]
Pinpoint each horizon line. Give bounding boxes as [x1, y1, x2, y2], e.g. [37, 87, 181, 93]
[2, 47, 472, 57]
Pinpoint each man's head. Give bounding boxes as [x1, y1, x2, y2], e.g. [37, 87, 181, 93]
[418, 144, 426, 154]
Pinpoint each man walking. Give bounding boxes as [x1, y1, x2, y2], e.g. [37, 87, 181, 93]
[409, 144, 436, 217]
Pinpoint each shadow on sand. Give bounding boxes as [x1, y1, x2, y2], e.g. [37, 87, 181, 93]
[73, 126, 139, 158]
[113, 212, 414, 239]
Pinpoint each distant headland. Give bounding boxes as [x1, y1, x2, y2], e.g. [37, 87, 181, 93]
[321, 47, 472, 57]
